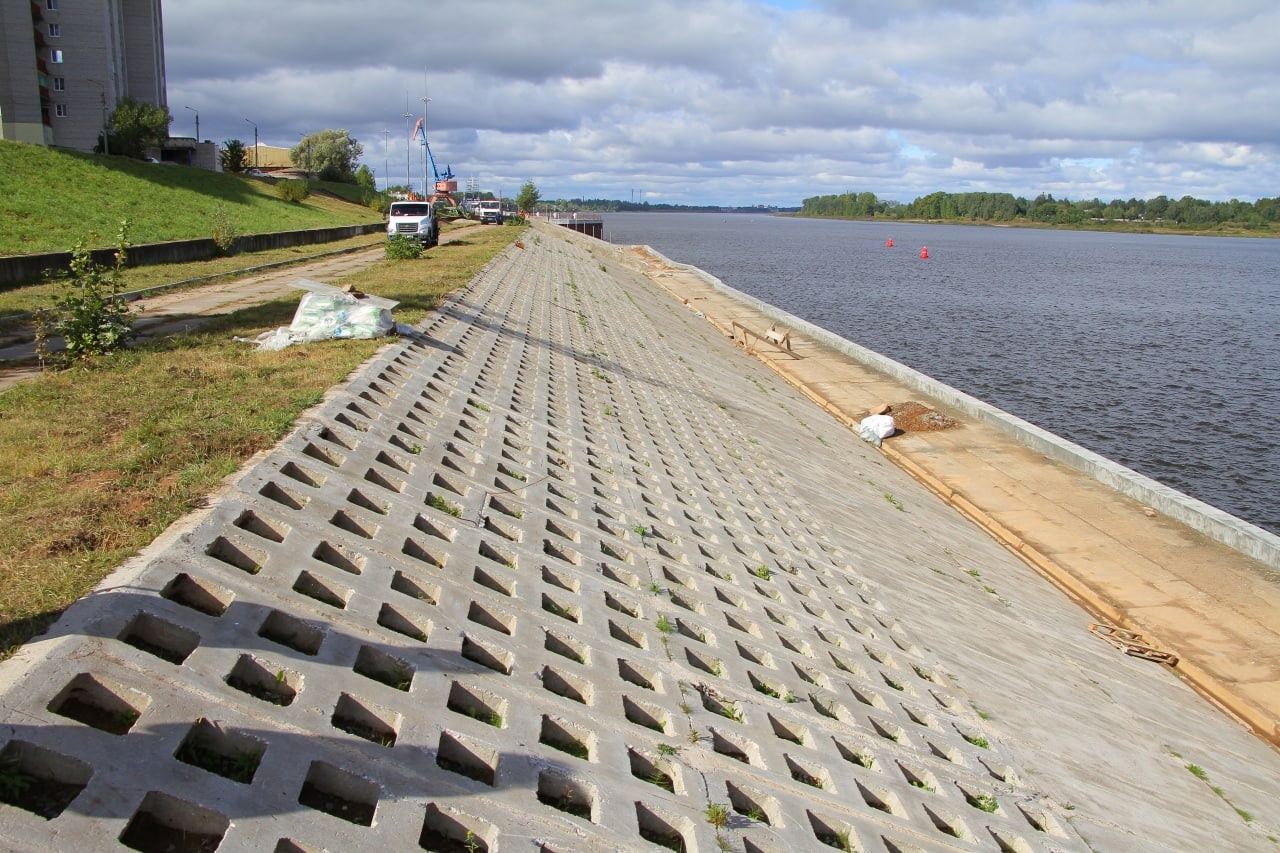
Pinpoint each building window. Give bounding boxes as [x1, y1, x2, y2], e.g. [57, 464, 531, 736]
[53, 77, 65, 91]
[46, 0, 58, 9]
[50, 49, 63, 63]
[48, 23, 61, 37]
[55, 104, 67, 117]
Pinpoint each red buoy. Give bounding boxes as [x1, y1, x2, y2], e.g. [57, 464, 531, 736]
[919, 247, 929, 259]
[886, 238, 894, 248]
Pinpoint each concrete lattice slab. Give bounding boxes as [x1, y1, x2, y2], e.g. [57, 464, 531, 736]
[0, 223, 1276, 851]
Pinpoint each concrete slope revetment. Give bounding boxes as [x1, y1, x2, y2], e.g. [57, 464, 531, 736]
[0, 219, 1277, 851]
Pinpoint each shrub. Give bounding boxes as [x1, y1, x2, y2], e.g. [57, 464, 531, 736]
[35, 221, 137, 364]
[210, 204, 238, 255]
[385, 234, 421, 260]
[275, 179, 311, 203]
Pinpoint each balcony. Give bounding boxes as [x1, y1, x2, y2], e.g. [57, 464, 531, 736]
[30, 0, 43, 22]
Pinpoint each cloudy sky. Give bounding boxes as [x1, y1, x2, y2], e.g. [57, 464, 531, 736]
[164, 0, 1279, 208]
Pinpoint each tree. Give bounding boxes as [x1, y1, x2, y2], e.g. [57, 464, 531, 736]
[220, 138, 249, 173]
[291, 129, 363, 182]
[101, 97, 171, 159]
[516, 180, 541, 214]
[355, 164, 376, 189]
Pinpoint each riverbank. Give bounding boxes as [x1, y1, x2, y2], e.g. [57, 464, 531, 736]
[0, 218, 1276, 850]
[782, 212, 1280, 238]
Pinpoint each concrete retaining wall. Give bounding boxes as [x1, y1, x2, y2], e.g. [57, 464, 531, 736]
[0, 224, 383, 289]
[646, 246, 1280, 570]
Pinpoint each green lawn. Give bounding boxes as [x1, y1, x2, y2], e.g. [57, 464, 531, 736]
[0, 140, 382, 255]
[0, 223, 523, 657]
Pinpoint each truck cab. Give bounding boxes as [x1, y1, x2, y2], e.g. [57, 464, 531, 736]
[475, 200, 504, 225]
[386, 201, 438, 246]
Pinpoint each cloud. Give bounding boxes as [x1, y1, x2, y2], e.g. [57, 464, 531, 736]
[164, 0, 1280, 205]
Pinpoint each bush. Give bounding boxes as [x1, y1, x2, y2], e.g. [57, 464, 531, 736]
[35, 222, 137, 364]
[210, 204, 239, 255]
[385, 234, 422, 260]
[275, 179, 311, 203]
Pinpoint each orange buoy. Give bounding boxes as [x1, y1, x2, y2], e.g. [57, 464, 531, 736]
[919, 247, 929, 259]
[886, 238, 894, 247]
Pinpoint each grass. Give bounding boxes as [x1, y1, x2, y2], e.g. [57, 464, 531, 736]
[0, 140, 383, 256]
[0, 223, 521, 658]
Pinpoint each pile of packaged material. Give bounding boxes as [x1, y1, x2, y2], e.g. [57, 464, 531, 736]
[241, 280, 398, 351]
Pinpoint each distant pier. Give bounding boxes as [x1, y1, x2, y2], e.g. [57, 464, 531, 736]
[547, 211, 603, 238]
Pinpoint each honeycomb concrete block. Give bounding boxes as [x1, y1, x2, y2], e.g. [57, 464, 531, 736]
[1, 221, 1277, 851]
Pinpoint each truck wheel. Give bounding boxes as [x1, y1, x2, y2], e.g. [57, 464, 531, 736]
[428, 228, 439, 248]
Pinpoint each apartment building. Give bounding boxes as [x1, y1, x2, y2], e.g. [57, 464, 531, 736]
[0, 0, 166, 151]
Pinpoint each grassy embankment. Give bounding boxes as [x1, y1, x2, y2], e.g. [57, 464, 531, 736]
[0, 140, 393, 321]
[0, 141, 524, 656]
[0, 140, 384, 255]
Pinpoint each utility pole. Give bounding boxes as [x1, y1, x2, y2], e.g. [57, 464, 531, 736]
[184, 105, 199, 141]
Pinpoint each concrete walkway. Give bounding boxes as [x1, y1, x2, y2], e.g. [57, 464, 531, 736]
[0, 219, 1277, 851]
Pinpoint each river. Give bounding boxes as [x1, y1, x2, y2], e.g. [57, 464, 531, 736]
[601, 212, 1280, 538]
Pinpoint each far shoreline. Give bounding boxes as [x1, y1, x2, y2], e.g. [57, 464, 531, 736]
[778, 211, 1280, 239]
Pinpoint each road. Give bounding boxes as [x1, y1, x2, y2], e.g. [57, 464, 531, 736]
[0, 223, 489, 392]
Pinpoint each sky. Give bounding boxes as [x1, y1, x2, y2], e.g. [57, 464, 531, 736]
[163, 0, 1280, 208]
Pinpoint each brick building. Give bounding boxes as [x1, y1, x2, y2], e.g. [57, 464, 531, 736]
[0, 0, 166, 151]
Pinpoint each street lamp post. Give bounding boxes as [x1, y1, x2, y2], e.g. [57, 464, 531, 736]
[244, 118, 258, 167]
[403, 112, 412, 195]
[184, 105, 199, 141]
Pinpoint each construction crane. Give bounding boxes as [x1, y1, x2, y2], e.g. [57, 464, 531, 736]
[411, 118, 465, 219]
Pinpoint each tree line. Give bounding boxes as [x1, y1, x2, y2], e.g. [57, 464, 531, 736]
[800, 190, 1280, 228]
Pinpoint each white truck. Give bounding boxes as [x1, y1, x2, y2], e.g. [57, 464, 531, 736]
[386, 200, 438, 247]
[475, 199, 505, 225]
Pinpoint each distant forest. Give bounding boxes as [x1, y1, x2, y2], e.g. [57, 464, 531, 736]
[799, 190, 1280, 229]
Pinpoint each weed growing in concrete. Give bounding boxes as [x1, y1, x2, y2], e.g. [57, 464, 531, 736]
[655, 615, 674, 634]
[647, 582, 663, 595]
[656, 743, 677, 756]
[962, 733, 990, 749]
[969, 793, 999, 813]
[1185, 763, 1254, 823]
[704, 801, 730, 830]
[426, 493, 462, 517]
[0, 758, 32, 801]
[751, 565, 772, 581]
[884, 493, 904, 511]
